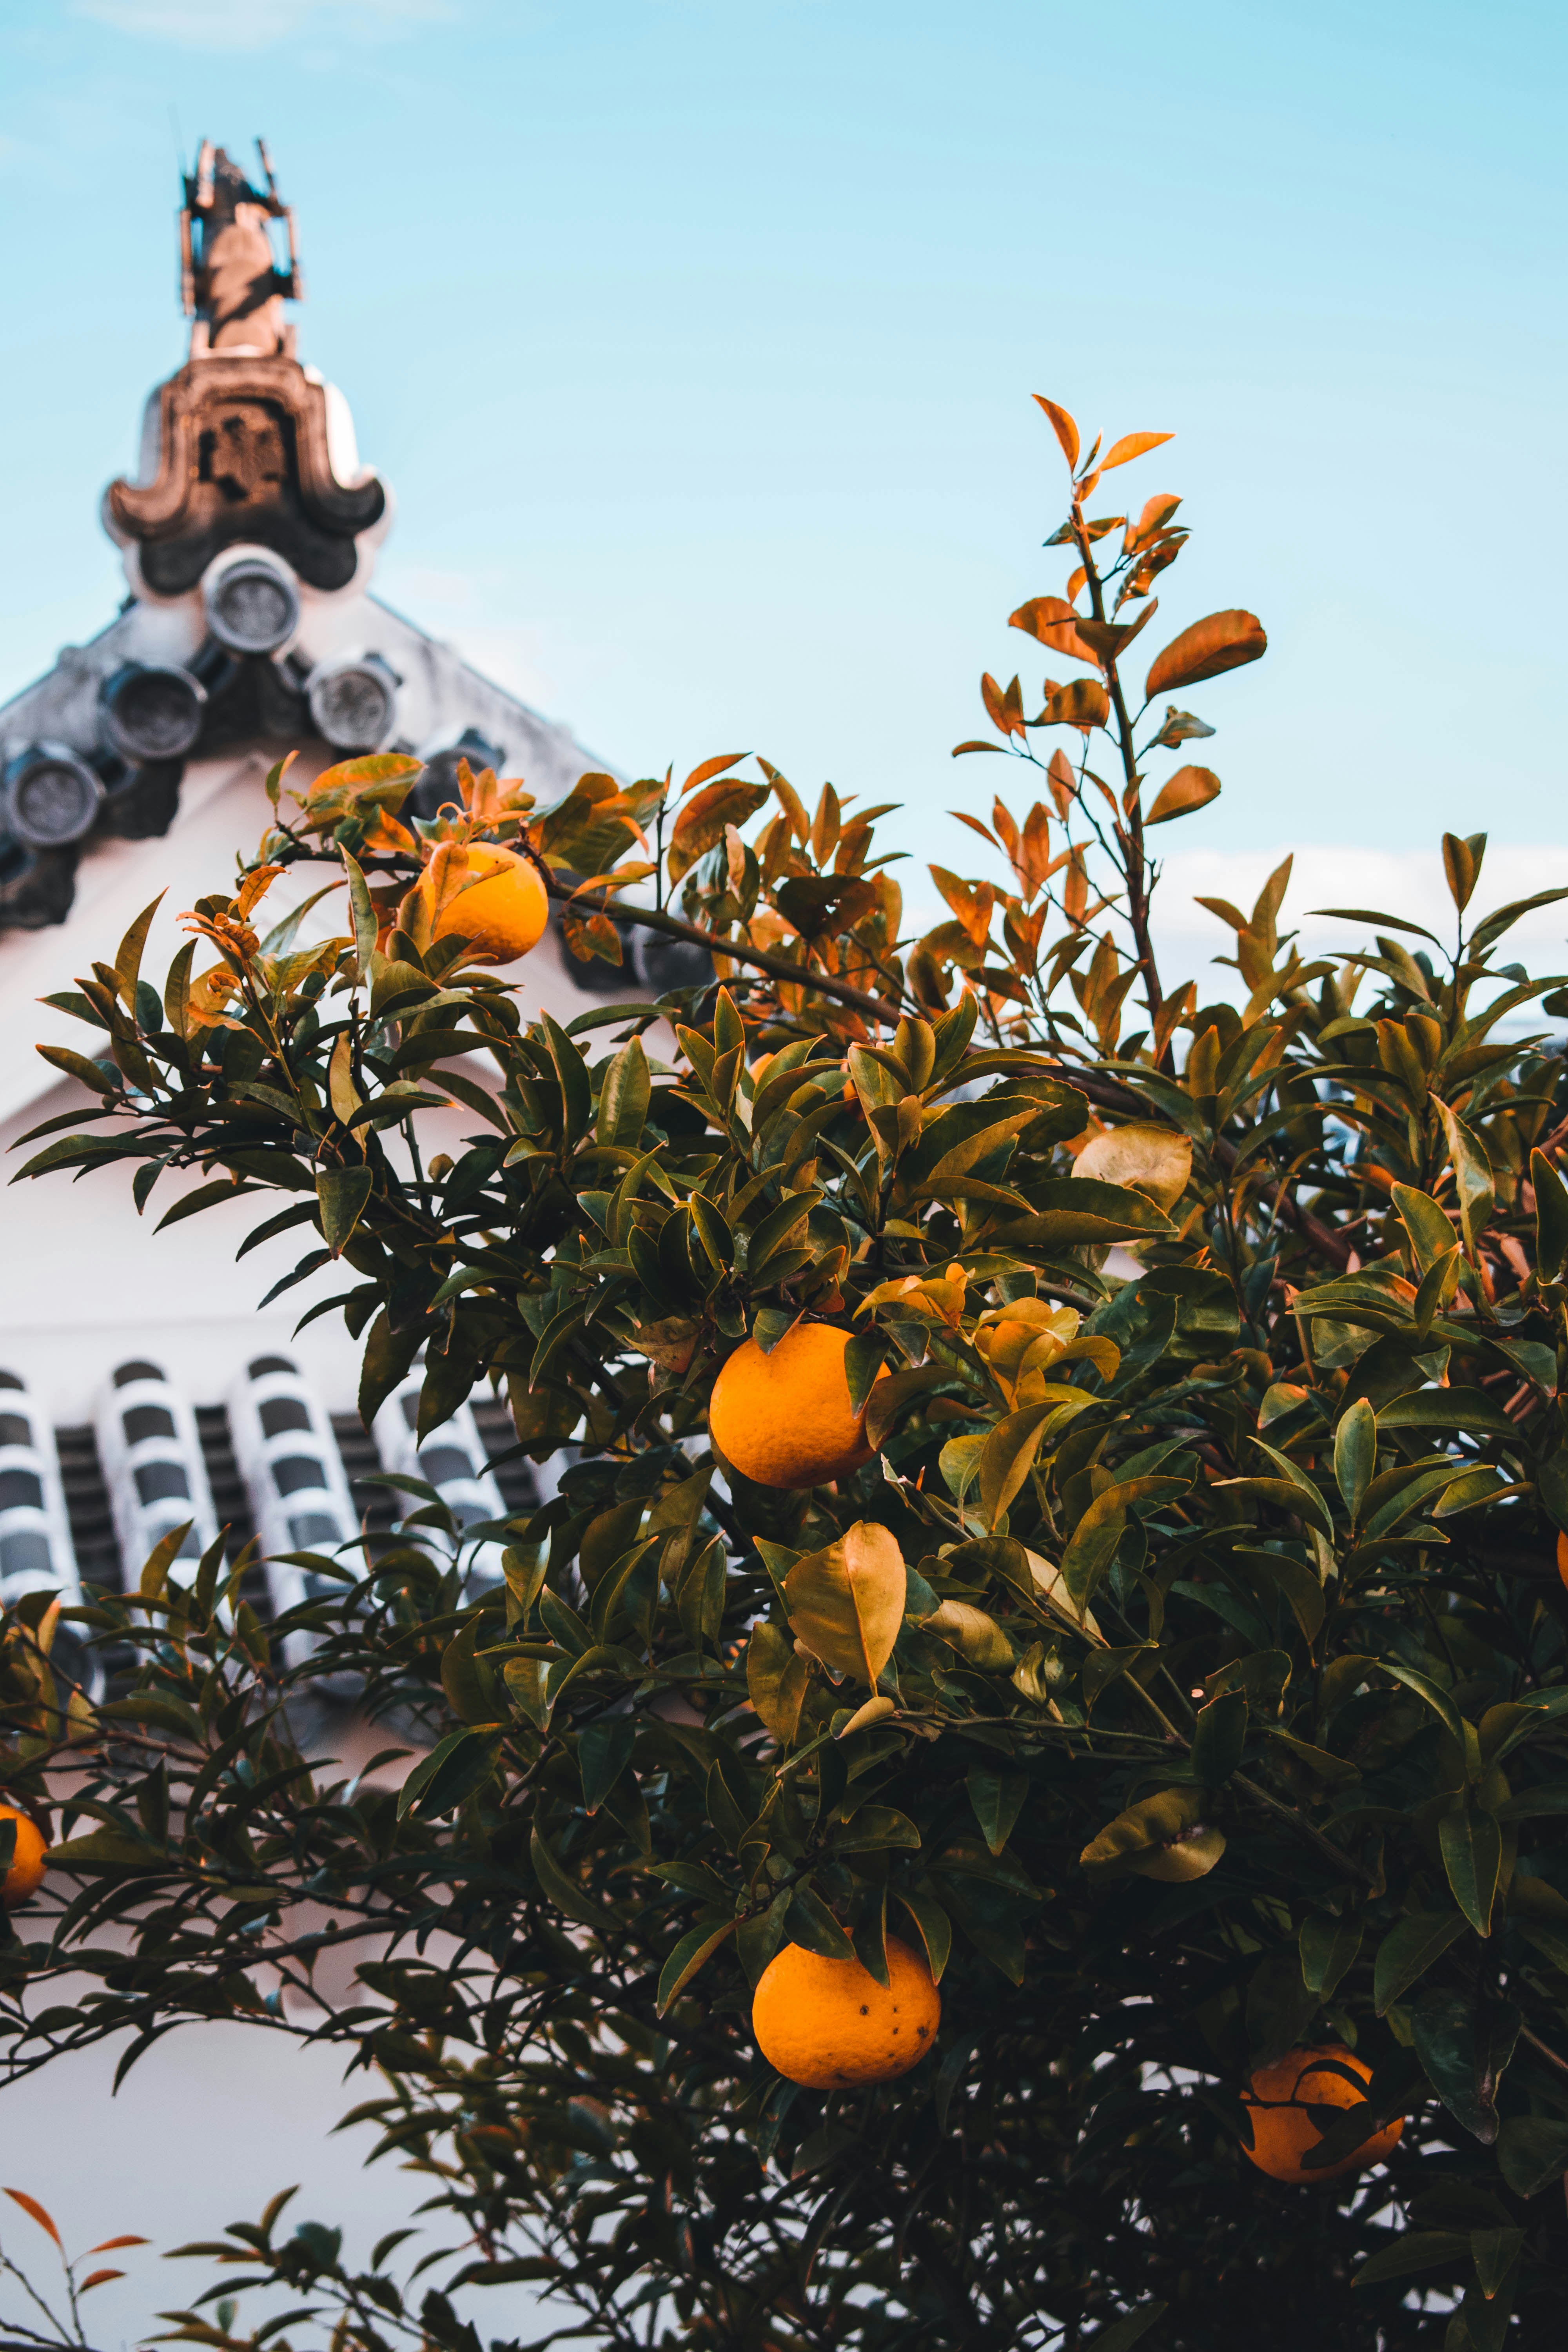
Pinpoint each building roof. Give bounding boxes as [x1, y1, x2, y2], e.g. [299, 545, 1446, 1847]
[0, 140, 705, 1432]
[0, 132, 637, 1121]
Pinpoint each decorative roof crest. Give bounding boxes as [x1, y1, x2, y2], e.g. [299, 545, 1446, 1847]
[180, 137, 302, 361]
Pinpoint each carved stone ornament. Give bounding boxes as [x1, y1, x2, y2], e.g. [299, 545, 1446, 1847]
[103, 356, 387, 596]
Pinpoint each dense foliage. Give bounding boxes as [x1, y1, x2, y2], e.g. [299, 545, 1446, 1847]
[5, 396, 1568, 2351]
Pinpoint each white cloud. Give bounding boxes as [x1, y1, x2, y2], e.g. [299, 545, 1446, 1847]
[1151, 843, 1568, 991]
[902, 842, 1568, 1021]
[73, 0, 451, 51]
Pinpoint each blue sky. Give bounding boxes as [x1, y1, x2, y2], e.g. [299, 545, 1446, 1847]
[1, 0, 1564, 902]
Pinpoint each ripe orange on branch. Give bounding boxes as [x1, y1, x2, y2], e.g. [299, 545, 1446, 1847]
[1241, 2044, 1403, 2184]
[414, 840, 549, 964]
[752, 1938, 940, 2087]
[0, 1807, 47, 1907]
[709, 1323, 881, 1488]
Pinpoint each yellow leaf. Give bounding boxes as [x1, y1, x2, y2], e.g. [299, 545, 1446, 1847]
[785, 1521, 905, 1686]
[328, 1033, 364, 1126]
[837, 1694, 896, 1738]
[1080, 1788, 1225, 1883]
[919, 1598, 1014, 1671]
[1073, 1123, 1192, 1212]
[746, 1622, 811, 1743]
[1024, 1548, 1103, 1638]
[235, 863, 282, 920]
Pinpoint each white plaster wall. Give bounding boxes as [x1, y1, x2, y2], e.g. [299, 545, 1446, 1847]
[0, 758, 661, 1416]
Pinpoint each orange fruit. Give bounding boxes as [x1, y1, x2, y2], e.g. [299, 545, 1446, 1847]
[1241, 2044, 1403, 2184]
[0, 1807, 47, 1907]
[1557, 1530, 1568, 1592]
[753, 1937, 940, 2087]
[709, 1323, 880, 1488]
[416, 842, 548, 964]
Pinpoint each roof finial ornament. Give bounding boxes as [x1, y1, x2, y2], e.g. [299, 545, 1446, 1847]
[178, 137, 302, 360]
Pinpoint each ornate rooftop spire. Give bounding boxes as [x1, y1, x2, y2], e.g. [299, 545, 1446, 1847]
[179, 137, 302, 359]
[103, 136, 385, 600]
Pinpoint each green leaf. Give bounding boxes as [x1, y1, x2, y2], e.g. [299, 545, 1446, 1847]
[995, 1178, 1174, 1249]
[1233, 1548, 1326, 1643]
[1379, 1659, 1476, 1763]
[1375, 1386, 1515, 1436]
[541, 1012, 592, 1152]
[1299, 1911, 1363, 1998]
[1433, 1098, 1495, 1257]
[35, 1044, 117, 1095]
[529, 1826, 618, 1934]
[1081, 1644, 1156, 1711]
[965, 1764, 1028, 1855]
[396, 1727, 501, 1820]
[939, 1432, 987, 1510]
[1533, 1147, 1568, 1283]
[1471, 2225, 1524, 2300]
[655, 1917, 735, 2016]
[577, 1714, 636, 1814]
[1496, 1777, 1568, 1820]
[1240, 1437, 1335, 1536]
[1061, 1477, 1186, 1612]
[138, 1520, 194, 1600]
[978, 1401, 1061, 1528]
[153, 1179, 260, 1234]
[1390, 1180, 1457, 1275]
[893, 1888, 952, 1984]
[359, 1309, 420, 1431]
[834, 1804, 921, 1855]
[1333, 1397, 1377, 1523]
[1352, 2232, 1470, 2288]
[1189, 1689, 1247, 1785]
[1470, 882, 1568, 953]
[1439, 1806, 1502, 1936]
[114, 892, 165, 1011]
[843, 1331, 888, 1419]
[1374, 1911, 1467, 2014]
[341, 850, 378, 977]
[1263, 1727, 1360, 1785]
[316, 1165, 374, 1258]
[47, 1827, 167, 1869]
[737, 1886, 794, 1985]
[785, 1884, 855, 1960]
[1497, 2112, 1568, 2197]
[1411, 1991, 1519, 2143]
[596, 1034, 650, 1148]
[746, 1622, 811, 1744]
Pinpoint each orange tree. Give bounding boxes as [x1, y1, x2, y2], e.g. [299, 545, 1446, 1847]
[5, 396, 1568, 2352]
